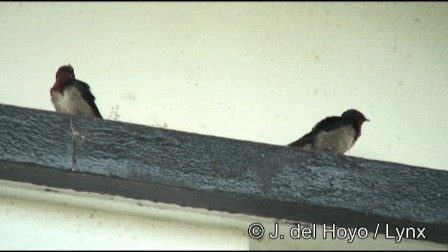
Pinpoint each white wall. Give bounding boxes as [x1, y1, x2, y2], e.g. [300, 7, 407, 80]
[0, 180, 249, 250]
[0, 2, 447, 171]
[1, 180, 446, 250]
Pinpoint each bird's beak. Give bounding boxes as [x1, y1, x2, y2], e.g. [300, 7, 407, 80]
[366, 118, 370, 122]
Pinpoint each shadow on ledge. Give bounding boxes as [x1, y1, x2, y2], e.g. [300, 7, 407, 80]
[0, 104, 447, 244]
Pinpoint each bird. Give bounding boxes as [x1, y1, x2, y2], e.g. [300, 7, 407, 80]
[50, 64, 103, 118]
[288, 109, 369, 155]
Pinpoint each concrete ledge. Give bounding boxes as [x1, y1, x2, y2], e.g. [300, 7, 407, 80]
[0, 104, 447, 244]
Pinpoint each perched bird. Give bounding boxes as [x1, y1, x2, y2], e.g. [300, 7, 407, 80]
[288, 109, 369, 155]
[50, 64, 102, 118]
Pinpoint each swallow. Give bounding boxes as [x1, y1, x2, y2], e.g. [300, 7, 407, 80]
[288, 109, 369, 155]
[50, 64, 102, 118]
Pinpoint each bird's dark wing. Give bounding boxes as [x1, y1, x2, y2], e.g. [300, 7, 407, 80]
[288, 131, 316, 147]
[63, 79, 103, 118]
[311, 116, 346, 132]
[288, 116, 344, 147]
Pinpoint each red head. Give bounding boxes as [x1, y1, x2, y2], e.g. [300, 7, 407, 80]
[51, 64, 75, 94]
[341, 109, 369, 124]
[341, 109, 369, 139]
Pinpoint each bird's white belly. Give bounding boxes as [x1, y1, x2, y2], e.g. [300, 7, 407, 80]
[51, 86, 95, 117]
[313, 125, 356, 155]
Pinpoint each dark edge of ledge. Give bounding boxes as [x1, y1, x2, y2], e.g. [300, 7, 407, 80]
[1, 104, 447, 244]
